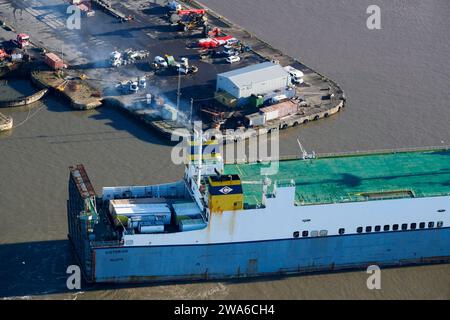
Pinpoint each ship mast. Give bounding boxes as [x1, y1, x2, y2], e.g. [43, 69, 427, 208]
[196, 126, 202, 187]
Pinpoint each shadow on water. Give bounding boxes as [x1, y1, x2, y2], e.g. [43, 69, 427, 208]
[0, 240, 74, 298]
[89, 103, 170, 147]
[35, 96, 171, 147]
[0, 79, 39, 101]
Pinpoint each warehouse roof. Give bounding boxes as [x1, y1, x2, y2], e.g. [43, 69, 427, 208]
[217, 62, 289, 87]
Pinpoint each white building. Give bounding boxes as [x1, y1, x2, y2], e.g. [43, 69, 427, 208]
[216, 62, 291, 100]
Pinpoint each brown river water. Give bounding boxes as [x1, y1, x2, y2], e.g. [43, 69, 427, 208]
[0, 0, 449, 299]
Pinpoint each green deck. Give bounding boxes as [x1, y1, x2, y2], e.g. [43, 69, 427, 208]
[224, 149, 450, 206]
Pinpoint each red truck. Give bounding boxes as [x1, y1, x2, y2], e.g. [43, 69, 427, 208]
[198, 35, 235, 49]
[177, 9, 206, 16]
[11, 34, 30, 49]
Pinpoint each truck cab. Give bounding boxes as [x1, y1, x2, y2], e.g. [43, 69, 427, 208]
[13, 34, 30, 49]
[284, 66, 304, 84]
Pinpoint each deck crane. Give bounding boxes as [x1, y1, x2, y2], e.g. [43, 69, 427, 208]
[297, 139, 316, 160]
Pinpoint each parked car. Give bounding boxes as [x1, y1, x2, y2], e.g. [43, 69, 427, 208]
[223, 48, 238, 56]
[129, 81, 139, 93]
[139, 77, 147, 89]
[226, 55, 241, 64]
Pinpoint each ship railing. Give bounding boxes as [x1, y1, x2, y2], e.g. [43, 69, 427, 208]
[315, 145, 450, 159]
[224, 145, 449, 164]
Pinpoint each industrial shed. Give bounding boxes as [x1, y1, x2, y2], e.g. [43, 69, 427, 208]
[216, 62, 291, 101]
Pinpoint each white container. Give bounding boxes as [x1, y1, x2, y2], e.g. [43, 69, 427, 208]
[246, 113, 265, 127]
[139, 225, 165, 234]
[109, 200, 172, 225]
[261, 107, 279, 121]
[161, 104, 178, 121]
[11, 53, 23, 61]
[179, 219, 207, 232]
[146, 94, 152, 105]
[270, 94, 288, 105]
[172, 202, 202, 217]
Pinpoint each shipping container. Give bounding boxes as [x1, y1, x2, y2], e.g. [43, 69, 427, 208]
[44, 52, 65, 70]
[246, 112, 265, 127]
[248, 94, 264, 108]
[109, 199, 172, 225]
[260, 100, 298, 121]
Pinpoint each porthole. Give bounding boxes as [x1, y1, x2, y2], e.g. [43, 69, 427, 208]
[437, 221, 444, 228]
[293, 231, 300, 238]
[357, 227, 363, 233]
[383, 225, 390, 231]
[419, 222, 425, 229]
[375, 225, 381, 232]
[338, 228, 345, 235]
[401, 223, 408, 231]
[393, 224, 399, 231]
[410, 223, 417, 230]
[302, 230, 309, 237]
[366, 226, 372, 233]
[428, 222, 435, 228]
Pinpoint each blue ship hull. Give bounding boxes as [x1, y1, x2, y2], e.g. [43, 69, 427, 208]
[91, 227, 450, 283]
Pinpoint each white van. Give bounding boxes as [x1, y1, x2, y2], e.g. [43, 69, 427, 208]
[284, 66, 304, 84]
[270, 94, 288, 104]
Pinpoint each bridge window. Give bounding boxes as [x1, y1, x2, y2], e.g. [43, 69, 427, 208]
[437, 221, 444, 228]
[302, 230, 309, 237]
[366, 226, 372, 233]
[383, 225, 390, 231]
[393, 224, 399, 231]
[338, 228, 345, 235]
[357, 227, 363, 233]
[419, 222, 426, 229]
[293, 231, 300, 238]
[428, 222, 435, 228]
[375, 225, 381, 232]
[401, 223, 408, 231]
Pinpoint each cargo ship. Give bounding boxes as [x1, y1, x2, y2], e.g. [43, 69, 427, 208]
[67, 138, 450, 283]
